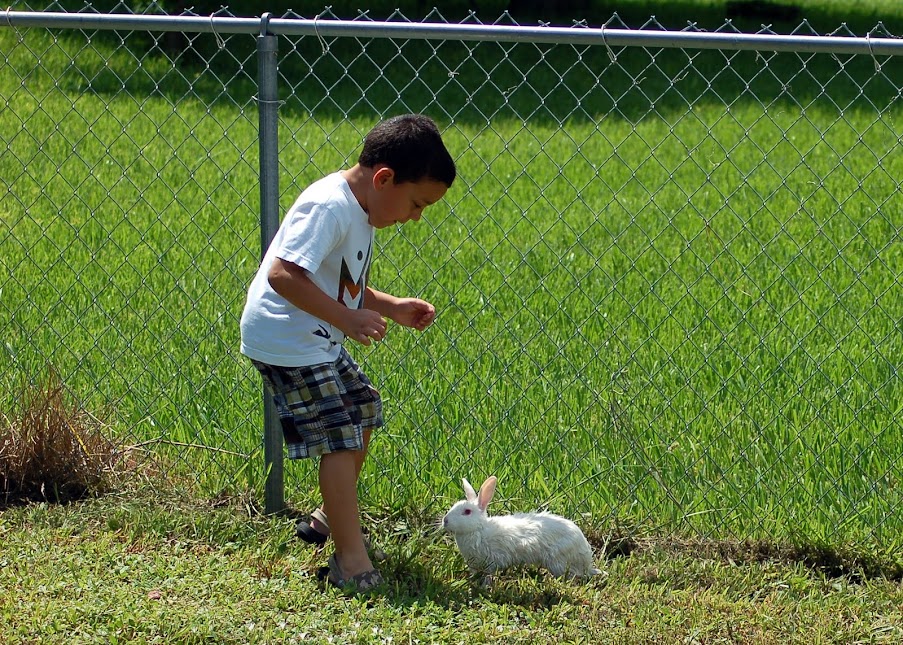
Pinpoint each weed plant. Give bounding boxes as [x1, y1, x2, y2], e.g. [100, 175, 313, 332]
[0, 369, 124, 505]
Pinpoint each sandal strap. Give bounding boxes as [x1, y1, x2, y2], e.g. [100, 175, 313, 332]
[310, 507, 329, 529]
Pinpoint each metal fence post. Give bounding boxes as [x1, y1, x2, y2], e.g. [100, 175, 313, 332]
[257, 13, 283, 515]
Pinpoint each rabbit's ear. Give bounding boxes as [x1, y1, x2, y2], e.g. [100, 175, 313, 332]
[462, 478, 477, 503]
[477, 476, 498, 511]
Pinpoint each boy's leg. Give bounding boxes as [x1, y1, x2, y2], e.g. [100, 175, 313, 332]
[319, 448, 373, 578]
[310, 428, 370, 534]
[252, 355, 381, 578]
[355, 428, 371, 479]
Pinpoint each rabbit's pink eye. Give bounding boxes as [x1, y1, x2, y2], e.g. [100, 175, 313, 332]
[463, 509, 472, 515]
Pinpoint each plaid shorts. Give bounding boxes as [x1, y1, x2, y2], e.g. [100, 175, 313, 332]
[251, 347, 383, 459]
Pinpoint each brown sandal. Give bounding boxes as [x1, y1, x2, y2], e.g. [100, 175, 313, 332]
[323, 554, 385, 592]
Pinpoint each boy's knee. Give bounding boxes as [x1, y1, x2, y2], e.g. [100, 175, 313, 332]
[320, 448, 360, 473]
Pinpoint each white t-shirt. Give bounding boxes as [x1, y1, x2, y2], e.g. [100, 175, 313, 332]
[240, 172, 374, 367]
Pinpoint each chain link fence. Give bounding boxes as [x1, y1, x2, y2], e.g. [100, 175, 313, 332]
[2, 4, 901, 550]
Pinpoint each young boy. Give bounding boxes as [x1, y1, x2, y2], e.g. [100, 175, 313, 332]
[240, 114, 456, 591]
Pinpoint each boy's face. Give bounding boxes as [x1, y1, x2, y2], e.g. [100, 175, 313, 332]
[366, 166, 448, 229]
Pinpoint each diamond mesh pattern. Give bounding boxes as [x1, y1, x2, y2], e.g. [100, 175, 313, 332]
[2, 5, 263, 491]
[1, 4, 901, 546]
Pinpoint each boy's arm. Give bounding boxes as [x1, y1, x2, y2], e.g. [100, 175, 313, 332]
[268, 257, 387, 346]
[365, 287, 436, 332]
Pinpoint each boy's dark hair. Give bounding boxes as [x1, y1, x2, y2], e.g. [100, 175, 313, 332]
[358, 113, 457, 187]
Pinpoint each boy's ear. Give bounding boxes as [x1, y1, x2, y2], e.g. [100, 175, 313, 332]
[372, 165, 395, 189]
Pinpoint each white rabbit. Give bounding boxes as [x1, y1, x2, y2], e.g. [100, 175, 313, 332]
[442, 475, 601, 581]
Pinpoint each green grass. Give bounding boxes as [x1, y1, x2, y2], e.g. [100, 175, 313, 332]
[1, 491, 902, 643]
[1, 7, 902, 564]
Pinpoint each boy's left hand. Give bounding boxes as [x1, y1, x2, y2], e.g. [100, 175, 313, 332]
[391, 298, 436, 331]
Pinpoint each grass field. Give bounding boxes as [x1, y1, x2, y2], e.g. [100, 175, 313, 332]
[2, 489, 902, 643]
[1, 7, 903, 639]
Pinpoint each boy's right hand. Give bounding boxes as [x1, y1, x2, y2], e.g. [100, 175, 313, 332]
[343, 308, 388, 346]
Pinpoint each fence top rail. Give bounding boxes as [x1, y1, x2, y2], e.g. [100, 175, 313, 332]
[3, 10, 903, 56]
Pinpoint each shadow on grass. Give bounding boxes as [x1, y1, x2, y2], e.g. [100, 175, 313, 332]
[587, 529, 903, 583]
[287, 507, 903, 604]
[372, 557, 595, 609]
[14, 4, 902, 132]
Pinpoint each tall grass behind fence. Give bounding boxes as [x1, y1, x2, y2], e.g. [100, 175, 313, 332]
[1, 7, 902, 552]
[1, 22, 264, 493]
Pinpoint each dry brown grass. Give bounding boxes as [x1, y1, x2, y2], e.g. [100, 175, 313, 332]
[0, 369, 125, 506]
